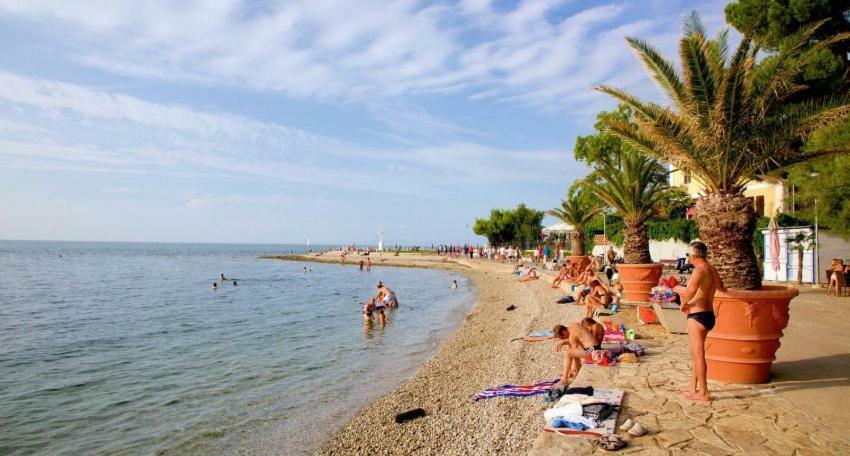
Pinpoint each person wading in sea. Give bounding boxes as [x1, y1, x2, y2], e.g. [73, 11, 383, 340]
[675, 241, 723, 402]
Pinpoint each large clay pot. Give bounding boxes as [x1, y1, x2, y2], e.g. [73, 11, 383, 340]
[566, 255, 591, 271]
[617, 263, 662, 303]
[706, 286, 798, 384]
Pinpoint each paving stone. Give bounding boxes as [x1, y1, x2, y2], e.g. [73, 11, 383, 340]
[684, 411, 711, 424]
[714, 424, 767, 451]
[689, 427, 735, 452]
[762, 439, 797, 456]
[656, 430, 692, 448]
[684, 440, 733, 456]
[657, 417, 702, 431]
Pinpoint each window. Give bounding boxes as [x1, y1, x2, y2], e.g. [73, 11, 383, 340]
[754, 195, 765, 216]
[683, 171, 691, 184]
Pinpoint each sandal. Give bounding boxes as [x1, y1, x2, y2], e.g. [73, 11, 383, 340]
[627, 422, 648, 437]
[595, 433, 628, 451]
[618, 418, 634, 431]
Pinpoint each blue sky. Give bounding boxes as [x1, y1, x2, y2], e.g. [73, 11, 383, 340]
[0, 0, 726, 245]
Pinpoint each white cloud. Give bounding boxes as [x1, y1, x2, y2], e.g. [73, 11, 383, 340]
[0, 72, 575, 197]
[0, 0, 729, 110]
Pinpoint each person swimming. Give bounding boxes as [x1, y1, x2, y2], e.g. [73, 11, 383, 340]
[220, 273, 227, 281]
[451, 280, 458, 290]
[233, 280, 238, 287]
[212, 282, 219, 290]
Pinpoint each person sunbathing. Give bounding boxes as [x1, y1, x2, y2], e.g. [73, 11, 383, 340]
[584, 280, 613, 318]
[553, 322, 601, 385]
[518, 266, 540, 282]
[551, 263, 570, 288]
[512, 257, 525, 274]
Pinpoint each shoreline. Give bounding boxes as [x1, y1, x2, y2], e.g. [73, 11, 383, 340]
[267, 252, 582, 455]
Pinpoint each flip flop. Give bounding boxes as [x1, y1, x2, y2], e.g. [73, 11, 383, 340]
[618, 418, 634, 431]
[627, 422, 647, 437]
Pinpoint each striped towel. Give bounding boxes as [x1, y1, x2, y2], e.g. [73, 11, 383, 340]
[602, 330, 626, 344]
[474, 378, 561, 401]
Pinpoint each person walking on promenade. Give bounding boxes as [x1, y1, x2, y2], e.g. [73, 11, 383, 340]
[675, 241, 724, 402]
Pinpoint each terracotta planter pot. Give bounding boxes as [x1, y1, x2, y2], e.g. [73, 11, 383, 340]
[617, 263, 662, 303]
[706, 286, 798, 384]
[566, 255, 591, 271]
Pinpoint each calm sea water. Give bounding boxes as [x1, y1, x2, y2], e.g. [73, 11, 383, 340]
[0, 241, 475, 455]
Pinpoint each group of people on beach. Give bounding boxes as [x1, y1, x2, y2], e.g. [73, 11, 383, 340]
[362, 281, 398, 325]
[524, 241, 720, 401]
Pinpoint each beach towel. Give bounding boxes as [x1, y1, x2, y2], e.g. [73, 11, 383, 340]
[602, 330, 626, 344]
[543, 388, 624, 437]
[528, 329, 554, 338]
[473, 378, 561, 401]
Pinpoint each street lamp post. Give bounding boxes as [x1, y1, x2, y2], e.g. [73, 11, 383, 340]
[810, 173, 819, 287]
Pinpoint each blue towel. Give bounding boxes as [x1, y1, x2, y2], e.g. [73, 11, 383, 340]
[550, 417, 589, 431]
[528, 330, 554, 338]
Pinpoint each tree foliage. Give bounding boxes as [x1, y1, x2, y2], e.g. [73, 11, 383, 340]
[785, 155, 850, 239]
[472, 204, 544, 247]
[574, 105, 637, 166]
[547, 187, 602, 255]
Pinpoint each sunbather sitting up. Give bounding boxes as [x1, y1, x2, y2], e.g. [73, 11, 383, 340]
[512, 257, 524, 274]
[551, 263, 570, 288]
[519, 266, 540, 282]
[584, 280, 613, 318]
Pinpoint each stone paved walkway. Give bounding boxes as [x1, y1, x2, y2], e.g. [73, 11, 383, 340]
[529, 307, 850, 455]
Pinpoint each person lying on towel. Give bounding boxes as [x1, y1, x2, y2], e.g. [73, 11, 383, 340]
[519, 266, 540, 282]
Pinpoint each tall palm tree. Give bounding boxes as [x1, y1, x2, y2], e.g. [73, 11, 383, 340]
[547, 188, 602, 256]
[581, 150, 669, 264]
[595, 12, 850, 289]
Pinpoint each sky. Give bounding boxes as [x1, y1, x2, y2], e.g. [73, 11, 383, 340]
[0, 0, 727, 245]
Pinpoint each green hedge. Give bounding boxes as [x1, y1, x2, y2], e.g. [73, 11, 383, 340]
[581, 215, 698, 252]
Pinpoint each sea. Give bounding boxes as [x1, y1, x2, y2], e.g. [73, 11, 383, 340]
[0, 241, 476, 455]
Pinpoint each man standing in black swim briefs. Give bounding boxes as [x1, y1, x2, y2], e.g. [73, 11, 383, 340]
[675, 241, 724, 402]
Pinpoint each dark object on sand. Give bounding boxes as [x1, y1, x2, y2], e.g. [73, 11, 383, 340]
[394, 408, 426, 423]
[557, 295, 575, 304]
[506, 305, 516, 311]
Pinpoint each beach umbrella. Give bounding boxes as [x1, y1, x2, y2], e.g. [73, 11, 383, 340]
[768, 217, 781, 274]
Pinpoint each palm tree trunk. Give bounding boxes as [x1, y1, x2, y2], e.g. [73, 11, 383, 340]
[695, 193, 761, 290]
[797, 249, 804, 285]
[623, 218, 652, 264]
[570, 230, 585, 256]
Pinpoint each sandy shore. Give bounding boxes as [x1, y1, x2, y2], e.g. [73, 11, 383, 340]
[266, 252, 850, 455]
[268, 252, 581, 455]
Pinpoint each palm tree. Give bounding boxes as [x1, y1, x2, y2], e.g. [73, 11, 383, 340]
[595, 12, 850, 289]
[547, 188, 602, 256]
[786, 232, 816, 285]
[581, 150, 669, 264]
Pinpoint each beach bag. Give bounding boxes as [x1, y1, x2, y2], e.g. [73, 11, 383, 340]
[637, 306, 658, 325]
[582, 403, 617, 422]
[557, 295, 575, 304]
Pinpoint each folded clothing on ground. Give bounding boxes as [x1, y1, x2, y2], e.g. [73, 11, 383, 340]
[584, 350, 617, 367]
[550, 416, 596, 431]
[543, 385, 595, 403]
